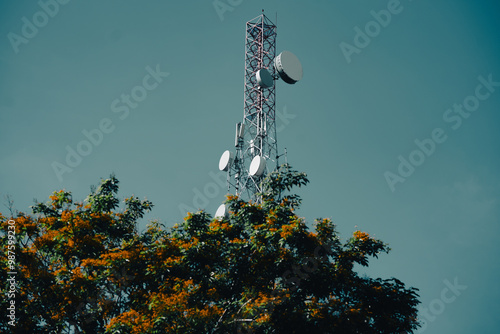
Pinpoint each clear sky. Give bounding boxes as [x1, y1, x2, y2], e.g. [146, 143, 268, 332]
[1, 1, 499, 332]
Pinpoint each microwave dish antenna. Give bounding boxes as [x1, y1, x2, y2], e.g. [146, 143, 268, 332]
[274, 50, 303, 84]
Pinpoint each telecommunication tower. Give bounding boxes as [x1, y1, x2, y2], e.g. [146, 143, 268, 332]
[216, 12, 303, 218]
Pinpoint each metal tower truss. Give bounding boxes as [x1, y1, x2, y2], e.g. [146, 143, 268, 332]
[237, 13, 278, 202]
[216, 12, 302, 214]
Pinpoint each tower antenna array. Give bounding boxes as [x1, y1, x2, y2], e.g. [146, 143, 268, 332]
[216, 13, 303, 218]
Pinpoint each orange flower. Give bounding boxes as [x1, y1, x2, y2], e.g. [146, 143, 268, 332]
[255, 313, 270, 323]
[353, 230, 369, 241]
[61, 210, 72, 222]
[280, 224, 295, 239]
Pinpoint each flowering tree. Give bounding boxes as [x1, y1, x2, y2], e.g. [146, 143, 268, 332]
[0, 166, 420, 333]
[0, 176, 152, 333]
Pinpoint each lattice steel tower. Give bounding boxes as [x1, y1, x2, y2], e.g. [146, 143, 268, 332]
[217, 12, 303, 216]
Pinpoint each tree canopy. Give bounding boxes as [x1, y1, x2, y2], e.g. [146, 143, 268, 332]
[0, 165, 420, 333]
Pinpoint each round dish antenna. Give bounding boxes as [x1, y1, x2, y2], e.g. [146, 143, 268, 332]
[219, 150, 234, 171]
[274, 50, 303, 84]
[256, 68, 274, 88]
[215, 204, 229, 219]
[249, 156, 266, 176]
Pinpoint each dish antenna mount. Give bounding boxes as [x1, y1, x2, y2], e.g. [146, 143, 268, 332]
[216, 12, 303, 217]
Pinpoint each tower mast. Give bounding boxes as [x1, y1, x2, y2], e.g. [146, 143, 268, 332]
[237, 13, 278, 202]
[217, 13, 303, 215]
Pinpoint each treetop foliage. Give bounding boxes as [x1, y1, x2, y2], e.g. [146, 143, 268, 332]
[0, 165, 420, 333]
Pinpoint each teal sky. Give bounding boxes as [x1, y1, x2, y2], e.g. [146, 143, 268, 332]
[1, 1, 499, 332]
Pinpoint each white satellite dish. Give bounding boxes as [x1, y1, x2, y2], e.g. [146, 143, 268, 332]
[249, 155, 266, 176]
[274, 51, 303, 84]
[219, 150, 234, 171]
[256, 68, 274, 88]
[215, 204, 228, 219]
